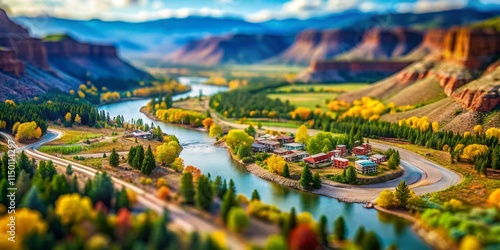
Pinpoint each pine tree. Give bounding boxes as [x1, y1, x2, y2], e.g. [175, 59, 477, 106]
[251, 189, 260, 201]
[180, 172, 195, 204]
[318, 215, 328, 245]
[71, 175, 79, 193]
[109, 148, 119, 167]
[299, 165, 313, 189]
[220, 188, 237, 224]
[132, 146, 144, 170]
[195, 175, 213, 211]
[334, 216, 346, 240]
[127, 146, 136, 166]
[312, 172, 322, 189]
[219, 179, 228, 199]
[16, 150, 32, 177]
[345, 166, 357, 184]
[115, 187, 130, 211]
[282, 163, 290, 177]
[141, 145, 156, 175]
[362, 231, 381, 250]
[212, 176, 222, 199]
[354, 226, 366, 245]
[388, 154, 398, 169]
[228, 179, 236, 194]
[395, 180, 411, 208]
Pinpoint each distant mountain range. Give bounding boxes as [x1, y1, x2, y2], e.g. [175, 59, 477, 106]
[13, 8, 500, 65]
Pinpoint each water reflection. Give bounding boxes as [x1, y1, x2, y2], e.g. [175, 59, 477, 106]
[300, 192, 320, 212]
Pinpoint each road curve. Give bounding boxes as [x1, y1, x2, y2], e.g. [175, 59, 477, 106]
[0, 130, 246, 250]
[208, 108, 462, 202]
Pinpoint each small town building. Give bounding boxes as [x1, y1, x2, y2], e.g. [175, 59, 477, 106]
[336, 145, 347, 156]
[362, 143, 372, 154]
[284, 142, 305, 151]
[130, 130, 152, 139]
[327, 150, 342, 159]
[333, 158, 349, 169]
[283, 153, 298, 162]
[370, 154, 387, 164]
[257, 140, 280, 151]
[293, 150, 309, 160]
[274, 135, 295, 144]
[273, 148, 291, 156]
[352, 146, 367, 156]
[252, 143, 267, 152]
[303, 153, 331, 166]
[355, 160, 378, 175]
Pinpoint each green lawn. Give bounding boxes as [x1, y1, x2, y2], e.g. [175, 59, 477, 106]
[267, 93, 338, 110]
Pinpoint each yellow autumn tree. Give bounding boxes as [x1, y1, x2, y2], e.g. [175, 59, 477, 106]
[266, 154, 286, 175]
[459, 235, 481, 250]
[55, 193, 93, 225]
[74, 114, 82, 125]
[202, 117, 214, 129]
[487, 189, 500, 208]
[376, 190, 399, 208]
[15, 121, 42, 141]
[0, 120, 6, 130]
[290, 107, 312, 120]
[431, 122, 439, 132]
[295, 125, 309, 144]
[485, 128, 500, 139]
[65, 112, 72, 123]
[461, 144, 488, 162]
[0, 209, 47, 250]
[4, 99, 15, 106]
[473, 125, 483, 135]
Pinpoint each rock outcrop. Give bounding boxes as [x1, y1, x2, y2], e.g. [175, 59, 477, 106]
[454, 88, 499, 112]
[164, 34, 292, 66]
[267, 29, 360, 65]
[0, 48, 24, 75]
[0, 9, 49, 69]
[335, 28, 423, 60]
[442, 27, 500, 70]
[436, 71, 472, 96]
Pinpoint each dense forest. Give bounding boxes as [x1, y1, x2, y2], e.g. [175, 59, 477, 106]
[0, 91, 106, 135]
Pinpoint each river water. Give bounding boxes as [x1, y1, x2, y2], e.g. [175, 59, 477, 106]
[100, 77, 429, 249]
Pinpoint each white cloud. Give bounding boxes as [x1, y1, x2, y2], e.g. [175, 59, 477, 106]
[283, 0, 323, 14]
[326, 0, 359, 12]
[396, 0, 468, 13]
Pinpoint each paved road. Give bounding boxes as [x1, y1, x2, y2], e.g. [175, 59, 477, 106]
[0, 130, 246, 250]
[208, 106, 462, 202]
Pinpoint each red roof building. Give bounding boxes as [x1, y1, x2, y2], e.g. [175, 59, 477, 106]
[352, 146, 367, 156]
[303, 153, 331, 166]
[336, 145, 347, 156]
[333, 158, 349, 169]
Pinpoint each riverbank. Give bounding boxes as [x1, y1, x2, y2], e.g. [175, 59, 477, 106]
[139, 106, 207, 132]
[97, 87, 193, 107]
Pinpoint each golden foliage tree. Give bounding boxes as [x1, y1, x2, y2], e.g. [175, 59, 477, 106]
[157, 186, 170, 201]
[459, 235, 481, 250]
[55, 193, 93, 225]
[488, 189, 500, 208]
[65, 112, 72, 123]
[156, 141, 182, 166]
[74, 114, 82, 125]
[473, 125, 483, 135]
[0, 209, 47, 250]
[15, 121, 42, 141]
[156, 177, 168, 188]
[266, 154, 286, 175]
[290, 107, 311, 120]
[295, 125, 309, 144]
[209, 124, 223, 139]
[461, 144, 488, 162]
[183, 165, 202, 181]
[485, 128, 500, 139]
[376, 190, 399, 208]
[202, 117, 214, 129]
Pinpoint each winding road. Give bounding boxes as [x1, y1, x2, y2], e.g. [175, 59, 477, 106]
[0, 130, 246, 250]
[208, 105, 462, 202]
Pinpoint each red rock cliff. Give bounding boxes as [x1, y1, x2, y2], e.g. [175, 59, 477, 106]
[442, 27, 500, 70]
[310, 60, 413, 73]
[0, 48, 24, 75]
[0, 9, 49, 69]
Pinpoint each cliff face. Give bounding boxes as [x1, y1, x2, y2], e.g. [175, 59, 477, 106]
[0, 49, 24, 75]
[44, 37, 118, 57]
[442, 27, 500, 70]
[267, 29, 360, 65]
[0, 9, 49, 69]
[336, 28, 423, 60]
[164, 34, 292, 66]
[41, 35, 148, 81]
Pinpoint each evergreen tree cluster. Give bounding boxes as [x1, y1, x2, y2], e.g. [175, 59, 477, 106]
[127, 145, 156, 175]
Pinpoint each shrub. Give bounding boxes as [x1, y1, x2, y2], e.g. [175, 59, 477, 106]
[157, 186, 170, 201]
[227, 207, 250, 233]
[242, 157, 255, 164]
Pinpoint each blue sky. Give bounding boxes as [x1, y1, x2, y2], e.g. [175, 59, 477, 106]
[2, 0, 499, 22]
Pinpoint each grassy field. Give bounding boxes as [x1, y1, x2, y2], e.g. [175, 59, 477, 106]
[268, 93, 338, 110]
[227, 118, 305, 129]
[372, 139, 500, 206]
[47, 126, 107, 145]
[173, 98, 205, 112]
[276, 83, 369, 92]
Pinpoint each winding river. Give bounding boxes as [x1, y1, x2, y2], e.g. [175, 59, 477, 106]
[100, 77, 430, 249]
